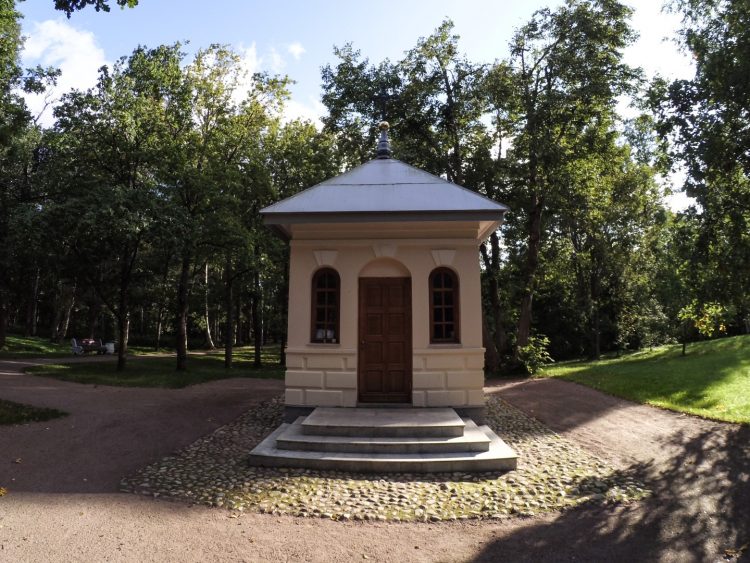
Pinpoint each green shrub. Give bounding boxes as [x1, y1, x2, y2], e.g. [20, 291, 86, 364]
[518, 335, 554, 375]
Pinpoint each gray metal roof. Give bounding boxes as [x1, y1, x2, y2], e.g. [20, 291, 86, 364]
[261, 158, 509, 220]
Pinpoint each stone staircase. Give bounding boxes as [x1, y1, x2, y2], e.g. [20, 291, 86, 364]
[248, 407, 518, 473]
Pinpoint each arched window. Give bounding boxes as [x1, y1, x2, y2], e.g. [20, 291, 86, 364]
[311, 268, 340, 343]
[430, 268, 459, 343]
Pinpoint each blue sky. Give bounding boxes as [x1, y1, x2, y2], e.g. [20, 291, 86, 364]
[17, 0, 694, 206]
[18, 1, 693, 120]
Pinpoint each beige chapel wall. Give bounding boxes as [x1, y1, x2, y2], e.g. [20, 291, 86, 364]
[284, 231, 486, 409]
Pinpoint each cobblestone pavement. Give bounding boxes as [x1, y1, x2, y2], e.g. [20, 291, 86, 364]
[122, 395, 649, 521]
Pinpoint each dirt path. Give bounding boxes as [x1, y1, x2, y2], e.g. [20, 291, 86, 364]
[0, 362, 747, 562]
[485, 378, 750, 562]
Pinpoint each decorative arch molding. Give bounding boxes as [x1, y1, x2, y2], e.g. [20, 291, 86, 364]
[313, 250, 338, 267]
[431, 249, 456, 267]
[372, 243, 398, 258]
[359, 257, 411, 278]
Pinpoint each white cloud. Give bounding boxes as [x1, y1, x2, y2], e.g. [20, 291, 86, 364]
[287, 42, 306, 61]
[21, 19, 109, 127]
[624, 0, 694, 81]
[228, 42, 262, 105]
[266, 47, 285, 74]
[238, 42, 260, 77]
[282, 97, 325, 129]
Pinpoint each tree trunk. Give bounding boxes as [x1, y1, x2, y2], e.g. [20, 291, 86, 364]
[154, 310, 163, 352]
[87, 299, 101, 340]
[213, 312, 220, 344]
[50, 283, 74, 344]
[24, 269, 40, 337]
[0, 290, 8, 349]
[487, 275, 507, 358]
[154, 262, 169, 351]
[176, 254, 191, 371]
[117, 311, 130, 371]
[203, 262, 216, 349]
[591, 308, 601, 360]
[479, 233, 508, 367]
[516, 197, 544, 355]
[252, 269, 262, 368]
[235, 289, 243, 346]
[224, 257, 233, 369]
[55, 283, 76, 344]
[50, 291, 61, 343]
[482, 314, 500, 374]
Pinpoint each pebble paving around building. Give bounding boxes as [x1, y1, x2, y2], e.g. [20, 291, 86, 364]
[121, 395, 649, 522]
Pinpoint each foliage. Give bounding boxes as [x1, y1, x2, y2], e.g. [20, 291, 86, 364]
[678, 301, 728, 339]
[0, 398, 67, 425]
[517, 334, 554, 375]
[490, 0, 641, 358]
[1, 0, 747, 377]
[54, 0, 138, 17]
[321, 6, 665, 368]
[651, 0, 750, 332]
[545, 334, 750, 424]
[50, 44, 187, 370]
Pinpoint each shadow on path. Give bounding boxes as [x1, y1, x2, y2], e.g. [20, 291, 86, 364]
[481, 379, 750, 561]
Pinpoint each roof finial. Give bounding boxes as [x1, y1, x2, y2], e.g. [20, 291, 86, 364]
[376, 121, 391, 159]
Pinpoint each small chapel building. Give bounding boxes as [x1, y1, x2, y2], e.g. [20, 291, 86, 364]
[250, 123, 516, 472]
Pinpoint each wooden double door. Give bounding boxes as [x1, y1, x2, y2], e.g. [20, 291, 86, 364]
[358, 277, 412, 403]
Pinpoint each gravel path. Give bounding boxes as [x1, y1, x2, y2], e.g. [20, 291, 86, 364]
[0, 359, 747, 562]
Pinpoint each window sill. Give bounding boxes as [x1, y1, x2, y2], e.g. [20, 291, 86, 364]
[428, 343, 462, 348]
[307, 342, 341, 348]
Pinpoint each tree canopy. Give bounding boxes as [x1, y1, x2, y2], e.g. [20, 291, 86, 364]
[53, 0, 138, 17]
[0, 0, 746, 375]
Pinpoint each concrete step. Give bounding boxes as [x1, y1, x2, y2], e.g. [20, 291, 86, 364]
[277, 418, 492, 454]
[248, 423, 518, 473]
[300, 407, 465, 438]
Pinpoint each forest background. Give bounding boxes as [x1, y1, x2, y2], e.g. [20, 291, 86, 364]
[1, 0, 748, 374]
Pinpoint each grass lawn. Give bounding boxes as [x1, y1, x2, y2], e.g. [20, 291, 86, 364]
[24, 345, 285, 388]
[0, 398, 67, 425]
[0, 335, 72, 359]
[543, 334, 750, 424]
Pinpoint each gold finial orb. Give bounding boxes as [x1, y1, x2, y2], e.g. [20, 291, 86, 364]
[379, 121, 390, 131]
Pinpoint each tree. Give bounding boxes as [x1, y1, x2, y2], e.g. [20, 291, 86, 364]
[54, 0, 138, 17]
[561, 135, 663, 359]
[487, 0, 640, 359]
[51, 44, 184, 370]
[321, 20, 500, 367]
[678, 300, 728, 355]
[0, 0, 58, 347]
[159, 45, 288, 371]
[0, 0, 26, 347]
[652, 0, 750, 333]
[319, 8, 660, 370]
[322, 20, 489, 181]
[261, 120, 342, 367]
